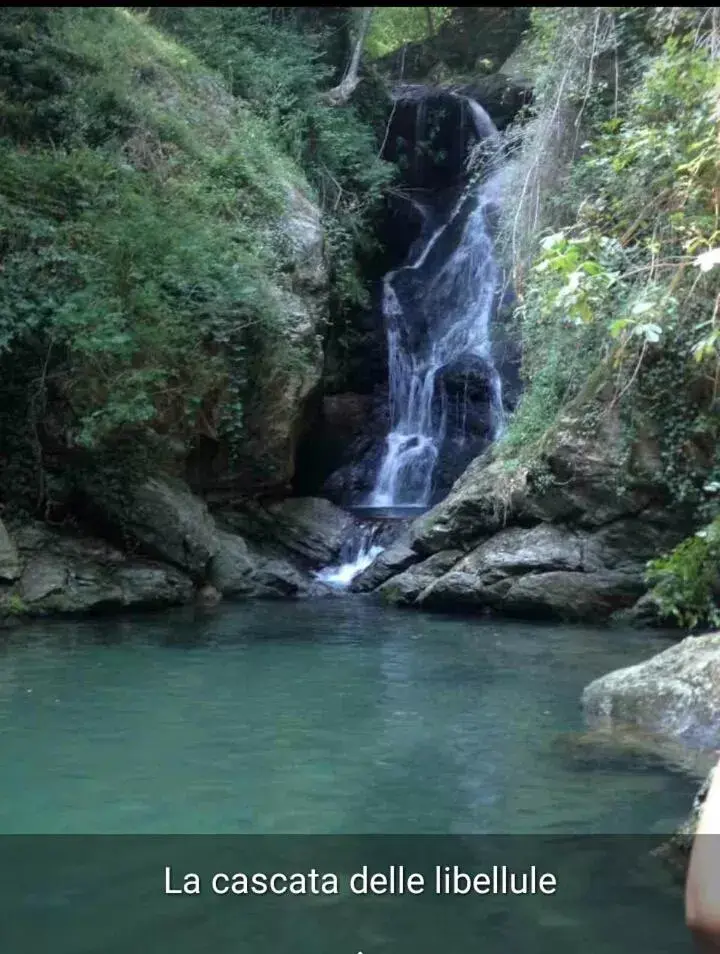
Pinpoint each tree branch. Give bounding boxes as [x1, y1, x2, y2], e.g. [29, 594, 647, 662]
[324, 7, 374, 106]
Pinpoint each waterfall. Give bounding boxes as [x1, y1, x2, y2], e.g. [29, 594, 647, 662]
[369, 100, 506, 509]
[315, 523, 384, 588]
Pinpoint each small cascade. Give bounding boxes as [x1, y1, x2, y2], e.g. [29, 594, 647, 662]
[368, 99, 507, 510]
[316, 523, 384, 588]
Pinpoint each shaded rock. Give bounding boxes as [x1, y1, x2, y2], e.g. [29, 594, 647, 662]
[409, 455, 527, 554]
[2, 523, 193, 618]
[583, 509, 688, 571]
[410, 407, 673, 557]
[551, 726, 715, 780]
[379, 550, 464, 605]
[197, 583, 222, 605]
[119, 478, 218, 579]
[187, 184, 328, 497]
[0, 518, 20, 581]
[582, 633, 720, 748]
[208, 531, 256, 597]
[351, 542, 420, 593]
[613, 591, 677, 629]
[496, 569, 645, 621]
[207, 528, 317, 599]
[262, 497, 356, 567]
[217, 497, 356, 569]
[414, 524, 643, 619]
[375, 9, 531, 87]
[294, 393, 379, 497]
[252, 559, 313, 599]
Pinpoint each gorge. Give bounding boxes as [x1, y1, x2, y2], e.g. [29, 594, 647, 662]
[0, 7, 719, 946]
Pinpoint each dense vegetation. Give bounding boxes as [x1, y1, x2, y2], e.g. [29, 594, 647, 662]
[495, 6, 720, 626]
[0, 6, 392, 511]
[0, 5, 718, 627]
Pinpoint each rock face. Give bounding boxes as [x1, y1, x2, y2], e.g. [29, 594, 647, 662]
[582, 633, 720, 748]
[215, 496, 356, 569]
[6, 478, 329, 623]
[355, 408, 692, 620]
[118, 478, 218, 580]
[375, 8, 531, 86]
[0, 522, 194, 620]
[187, 183, 328, 498]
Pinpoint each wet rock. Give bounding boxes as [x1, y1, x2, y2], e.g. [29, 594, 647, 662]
[351, 541, 420, 593]
[379, 550, 464, 605]
[252, 558, 314, 598]
[612, 591, 677, 629]
[208, 531, 256, 597]
[551, 727, 715, 780]
[197, 583, 222, 605]
[113, 478, 218, 579]
[1, 523, 193, 618]
[217, 497, 356, 569]
[0, 518, 20, 582]
[582, 633, 720, 748]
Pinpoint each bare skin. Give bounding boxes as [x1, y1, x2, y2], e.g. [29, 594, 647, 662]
[687, 763, 720, 952]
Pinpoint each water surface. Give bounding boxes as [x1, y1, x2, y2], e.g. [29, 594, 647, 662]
[0, 598, 697, 835]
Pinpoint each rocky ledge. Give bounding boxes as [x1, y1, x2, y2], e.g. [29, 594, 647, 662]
[354, 407, 694, 623]
[580, 633, 720, 874]
[583, 632, 720, 750]
[0, 481, 369, 625]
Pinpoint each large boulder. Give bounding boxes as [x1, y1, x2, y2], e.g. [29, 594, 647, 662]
[88, 478, 321, 602]
[207, 531, 256, 597]
[410, 410, 672, 556]
[582, 633, 720, 748]
[378, 550, 464, 605]
[351, 540, 419, 592]
[106, 478, 218, 580]
[208, 528, 322, 599]
[1, 523, 193, 619]
[215, 497, 356, 569]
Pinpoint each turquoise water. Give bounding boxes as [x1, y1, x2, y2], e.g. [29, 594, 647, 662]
[0, 598, 697, 835]
[0, 599, 698, 952]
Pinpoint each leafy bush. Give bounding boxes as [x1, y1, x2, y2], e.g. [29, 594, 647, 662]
[499, 10, 720, 492]
[647, 512, 720, 629]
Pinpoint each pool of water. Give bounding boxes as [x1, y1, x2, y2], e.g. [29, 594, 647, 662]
[0, 598, 697, 835]
[0, 599, 699, 952]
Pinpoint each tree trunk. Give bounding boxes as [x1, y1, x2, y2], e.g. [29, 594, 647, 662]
[324, 7, 374, 106]
[425, 8, 435, 36]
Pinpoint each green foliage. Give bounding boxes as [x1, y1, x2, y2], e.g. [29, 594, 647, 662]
[500, 10, 720, 493]
[4, 593, 28, 617]
[647, 512, 720, 629]
[0, 6, 317, 508]
[366, 8, 452, 59]
[149, 7, 395, 316]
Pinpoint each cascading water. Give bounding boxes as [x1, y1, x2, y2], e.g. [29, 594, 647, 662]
[315, 523, 384, 588]
[369, 99, 506, 510]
